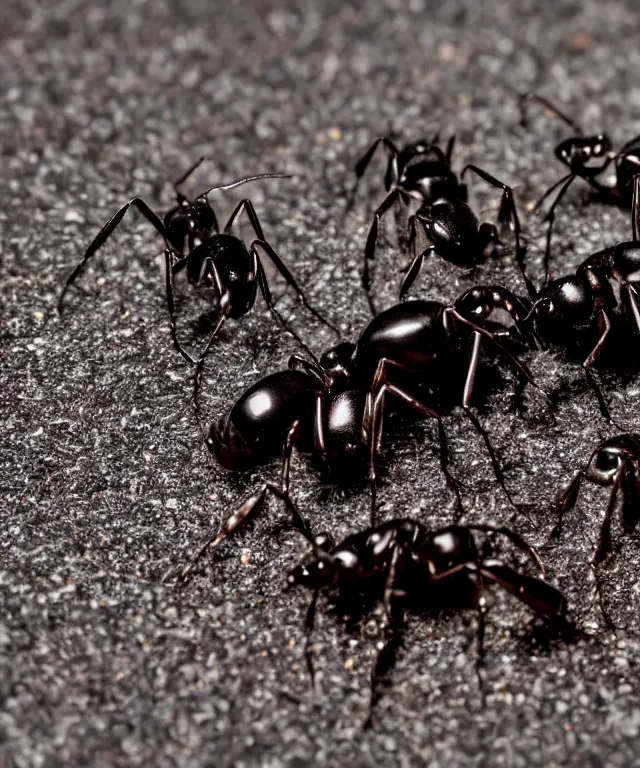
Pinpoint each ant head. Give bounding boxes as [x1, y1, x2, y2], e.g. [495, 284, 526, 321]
[586, 434, 640, 485]
[287, 554, 339, 591]
[319, 342, 356, 382]
[556, 134, 612, 169]
[207, 416, 255, 472]
[455, 286, 531, 338]
[164, 199, 217, 252]
[531, 275, 594, 329]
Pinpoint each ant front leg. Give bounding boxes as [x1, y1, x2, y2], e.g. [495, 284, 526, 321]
[59, 197, 169, 312]
[549, 470, 584, 539]
[364, 549, 405, 730]
[363, 188, 409, 315]
[251, 239, 339, 335]
[399, 245, 436, 300]
[344, 136, 400, 216]
[176, 420, 313, 584]
[366, 358, 463, 521]
[461, 164, 535, 299]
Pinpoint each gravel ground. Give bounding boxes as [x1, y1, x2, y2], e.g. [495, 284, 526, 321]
[3, 1, 640, 766]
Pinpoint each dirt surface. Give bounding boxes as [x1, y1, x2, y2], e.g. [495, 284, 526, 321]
[3, 1, 640, 765]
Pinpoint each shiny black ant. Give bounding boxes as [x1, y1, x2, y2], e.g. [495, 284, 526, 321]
[287, 517, 567, 727]
[345, 135, 530, 313]
[520, 93, 640, 283]
[463, 173, 640, 424]
[58, 159, 336, 365]
[550, 433, 640, 626]
[177, 292, 542, 583]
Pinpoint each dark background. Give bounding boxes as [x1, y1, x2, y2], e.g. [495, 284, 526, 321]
[3, 1, 640, 765]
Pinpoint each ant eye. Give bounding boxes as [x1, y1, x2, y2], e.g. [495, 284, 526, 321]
[594, 451, 619, 474]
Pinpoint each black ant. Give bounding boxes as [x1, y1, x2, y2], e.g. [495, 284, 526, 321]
[460, 173, 640, 424]
[58, 158, 337, 365]
[287, 517, 567, 728]
[550, 433, 640, 626]
[177, 291, 543, 583]
[519, 93, 640, 283]
[345, 135, 530, 313]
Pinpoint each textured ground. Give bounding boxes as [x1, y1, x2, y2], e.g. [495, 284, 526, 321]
[3, 1, 640, 766]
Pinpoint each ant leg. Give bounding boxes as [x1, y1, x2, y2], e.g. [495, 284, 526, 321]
[446, 309, 543, 400]
[477, 561, 567, 619]
[583, 310, 618, 425]
[312, 392, 327, 456]
[462, 330, 482, 408]
[173, 156, 210, 204]
[465, 523, 546, 576]
[619, 460, 640, 531]
[177, 480, 312, 584]
[540, 174, 576, 284]
[344, 136, 400, 216]
[164, 249, 205, 365]
[399, 245, 436, 299]
[592, 473, 621, 567]
[461, 164, 535, 300]
[445, 135, 456, 166]
[254, 256, 317, 361]
[303, 590, 319, 686]
[363, 557, 404, 731]
[549, 470, 584, 539]
[462, 408, 532, 524]
[363, 188, 407, 315]
[518, 93, 583, 133]
[633, 172, 640, 242]
[287, 354, 329, 386]
[589, 474, 622, 628]
[59, 198, 169, 312]
[251, 239, 339, 335]
[366, 359, 464, 517]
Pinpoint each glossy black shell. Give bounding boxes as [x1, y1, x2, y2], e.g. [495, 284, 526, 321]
[418, 199, 482, 265]
[352, 300, 447, 384]
[210, 370, 317, 471]
[186, 234, 256, 317]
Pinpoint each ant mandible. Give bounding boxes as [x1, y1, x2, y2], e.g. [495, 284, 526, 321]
[288, 517, 567, 728]
[345, 134, 531, 313]
[58, 158, 337, 365]
[176, 289, 542, 583]
[549, 432, 640, 626]
[520, 93, 640, 283]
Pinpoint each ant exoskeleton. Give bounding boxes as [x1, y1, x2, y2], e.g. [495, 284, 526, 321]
[58, 159, 336, 365]
[550, 433, 640, 626]
[177, 292, 542, 583]
[519, 93, 640, 283]
[460, 173, 640, 424]
[345, 135, 530, 312]
[287, 517, 567, 728]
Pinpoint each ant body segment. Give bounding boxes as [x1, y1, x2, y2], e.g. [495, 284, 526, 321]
[520, 93, 640, 283]
[178, 291, 542, 583]
[288, 517, 567, 728]
[346, 135, 529, 312]
[59, 159, 336, 365]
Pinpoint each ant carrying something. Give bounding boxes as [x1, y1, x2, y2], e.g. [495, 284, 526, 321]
[288, 516, 567, 728]
[520, 93, 640, 283]
[59, 158, 337, 366]
[550, 433, 640, 627]
[177, 290, 543, 584]
[345, 134, 531, 313]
